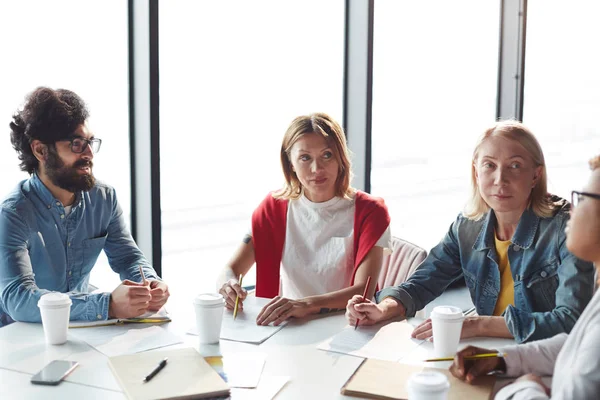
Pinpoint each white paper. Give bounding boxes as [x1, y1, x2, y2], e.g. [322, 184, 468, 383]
[69, 325, 182, 357]
[317, 320, 423, 362]
[205, 352, 267, 388]
[224, 352, 267, 388]
[230, 376, 290, 400]
[188, 297, 288, 344]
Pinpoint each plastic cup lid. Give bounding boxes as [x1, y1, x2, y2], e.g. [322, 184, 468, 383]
[37, 292, 72, 308]
[193, 293, 224, 306]
[407, 371, 450, 392]
[431, 305, 464, 321]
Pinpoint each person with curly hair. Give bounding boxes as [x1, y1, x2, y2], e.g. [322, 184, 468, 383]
[0, 87, 169, 327]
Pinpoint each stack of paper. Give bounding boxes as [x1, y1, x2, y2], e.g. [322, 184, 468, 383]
[70, 324, 182, 357]
[317, 321, 423, 362]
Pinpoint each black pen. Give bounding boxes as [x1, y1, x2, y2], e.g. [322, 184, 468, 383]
[142, 357, 168, 383]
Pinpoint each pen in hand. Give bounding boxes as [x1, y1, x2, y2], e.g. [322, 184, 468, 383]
[143, 357, 168, 383]
[233, 274, 243, 320]
[354, 276, 372, 330]
[139, 265, 148, 286]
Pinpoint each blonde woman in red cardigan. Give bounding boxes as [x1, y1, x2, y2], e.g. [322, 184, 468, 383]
[217, 113, 391, 326]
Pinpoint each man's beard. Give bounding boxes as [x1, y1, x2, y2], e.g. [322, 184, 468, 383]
[45, 147, 96, 193]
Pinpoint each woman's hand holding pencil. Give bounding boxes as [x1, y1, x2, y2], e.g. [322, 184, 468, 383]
[219, 276, 247, 311]
[449, 345, 507, 384]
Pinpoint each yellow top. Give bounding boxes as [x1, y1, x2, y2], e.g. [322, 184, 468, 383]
[493, 235, 515, 316]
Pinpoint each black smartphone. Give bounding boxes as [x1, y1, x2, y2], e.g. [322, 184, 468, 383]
[30, 360, 79, 385]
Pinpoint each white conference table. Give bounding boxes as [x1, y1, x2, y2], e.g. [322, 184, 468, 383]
[0, 288, 521, 399]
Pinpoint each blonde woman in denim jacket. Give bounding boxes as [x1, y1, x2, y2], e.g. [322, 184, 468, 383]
[450, 155, 600, 399]
[346, 120, 594, 343]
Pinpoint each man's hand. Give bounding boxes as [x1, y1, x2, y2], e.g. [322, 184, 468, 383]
[219, 278, 247, 311]
[109, 280, 151, 319]
[345, 296, 400, 326]
[148, 279, 170, 311]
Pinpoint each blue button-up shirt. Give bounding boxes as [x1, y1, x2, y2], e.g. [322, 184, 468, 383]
[376, 197, 595, 343]
[0, 174, 158, 326]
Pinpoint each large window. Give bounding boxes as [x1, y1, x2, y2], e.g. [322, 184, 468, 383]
[523, 1, 600, 198]
[0, 1, 130, 291]
[371, 1, 500, 251]
[159, 1, 345, 295]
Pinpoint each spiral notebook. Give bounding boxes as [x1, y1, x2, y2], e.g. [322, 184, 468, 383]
[69, 309, 170, 328]
[108, 347, 230, 400]
[341, 358, 495, 400]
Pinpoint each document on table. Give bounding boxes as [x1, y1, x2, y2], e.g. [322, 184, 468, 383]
[317, 320, 423, 362]
[231, 376, 290, 400]
[204, 352, 267, 388]
[69, 324, 182, 357]
[188, 296, 289, 344]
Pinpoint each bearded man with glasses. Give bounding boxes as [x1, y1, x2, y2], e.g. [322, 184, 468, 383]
[0, 87, 170, 327]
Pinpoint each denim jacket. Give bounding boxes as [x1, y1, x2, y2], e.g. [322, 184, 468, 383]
[376, 197, 594, 343]
[0, 174, 158, 326]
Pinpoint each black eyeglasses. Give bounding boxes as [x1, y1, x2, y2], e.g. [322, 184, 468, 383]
[571, 190, 600, 208]
[65, 137, 102, 154]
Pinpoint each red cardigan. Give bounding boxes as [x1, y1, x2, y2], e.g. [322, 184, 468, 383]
[251, 191, 391, 298]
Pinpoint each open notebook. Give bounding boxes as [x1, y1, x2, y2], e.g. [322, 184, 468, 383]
[108, 347, 230, 400]
[341, 358, 495, 400]
[69, 308, 170, 328]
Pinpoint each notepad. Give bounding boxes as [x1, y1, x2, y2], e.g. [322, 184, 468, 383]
[341, 358, 495, 400]
[69, 308, 171, 328]
[318, 321, 423, 362]
[108, 347, 230, 400]
[187, 297, 288, 344]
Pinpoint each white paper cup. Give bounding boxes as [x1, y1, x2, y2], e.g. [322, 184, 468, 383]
[38, 293, 72, 345]
[430, 305, 464, 358]
[193, 293, 225, 344]
[406, 371, 450, 400]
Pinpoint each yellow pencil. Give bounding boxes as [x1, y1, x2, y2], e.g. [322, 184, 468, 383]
[233, 274, 243, 320]
[424, 352, 506, 362]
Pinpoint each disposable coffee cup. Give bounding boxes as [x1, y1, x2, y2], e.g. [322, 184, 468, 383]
[430, 305, 464, 358]
[406, 371, 450, 400]
[37, 292, 72, 345]
[193, 293, 225, 344]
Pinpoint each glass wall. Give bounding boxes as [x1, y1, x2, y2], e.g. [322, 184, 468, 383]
[523, 1, 600, 198]
[159, 1, 345, 296]
[370, 1, 500, 251]
[0, 1, 130, 291]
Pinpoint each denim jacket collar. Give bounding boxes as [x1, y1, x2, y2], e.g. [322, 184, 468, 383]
[473, 207, 540, 251]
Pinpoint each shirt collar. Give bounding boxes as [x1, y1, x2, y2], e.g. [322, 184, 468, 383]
[473, 207, 540, 251]
[30, 171, 82, 208]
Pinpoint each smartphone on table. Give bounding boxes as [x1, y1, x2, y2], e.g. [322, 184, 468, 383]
[30, 360, 79, 385]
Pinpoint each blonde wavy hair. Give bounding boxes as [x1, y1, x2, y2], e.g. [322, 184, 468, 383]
[464, 120, 557, 220]
[274, 113, 353, 200]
